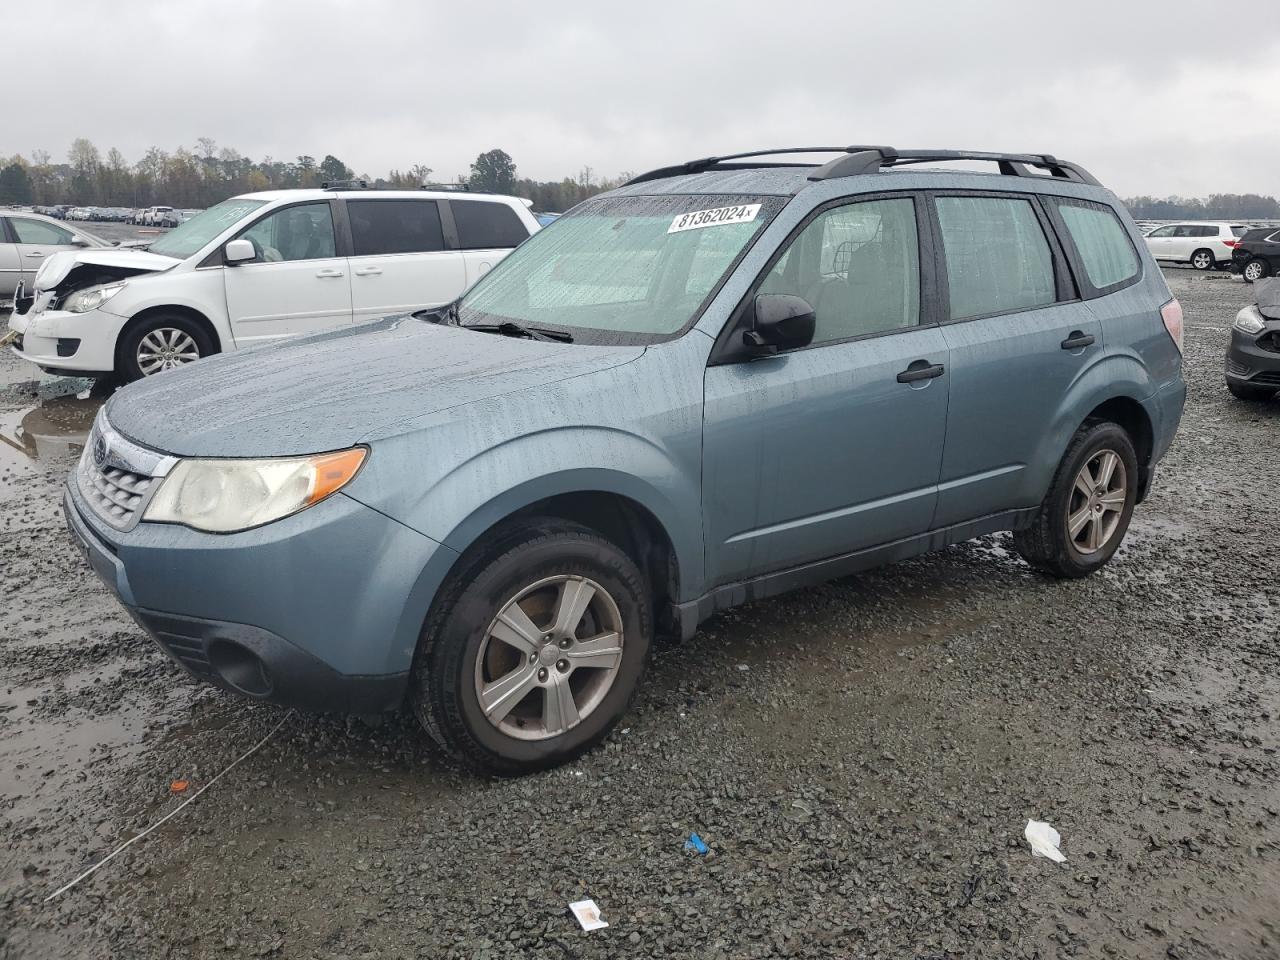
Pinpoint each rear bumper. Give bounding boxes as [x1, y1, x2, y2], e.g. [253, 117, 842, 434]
[1225, 324, 1280, 387]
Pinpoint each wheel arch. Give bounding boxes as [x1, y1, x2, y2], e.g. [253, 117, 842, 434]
[115, 304, 225, 366]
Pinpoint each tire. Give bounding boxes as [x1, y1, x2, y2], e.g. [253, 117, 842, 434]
[117, 314, 214, 382]
[411, 519, 652, 776]
[1227, 380, 1276, 402]
[1013, 422, 1138, 579]
[1242, 258, 1269, 283]
[1190, 249, 1216, 271]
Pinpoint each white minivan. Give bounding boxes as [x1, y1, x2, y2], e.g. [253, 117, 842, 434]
[6, 187, 539, 381]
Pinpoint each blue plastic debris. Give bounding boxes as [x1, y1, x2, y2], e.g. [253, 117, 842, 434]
[683, 833, 709, 855]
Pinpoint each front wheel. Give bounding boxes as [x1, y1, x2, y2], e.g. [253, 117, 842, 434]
[117, 314, 213, 382]
[1190, 249, 1216, 271]
[411, 520, 652, 776]
[1014, 422, 1138, 579]
[1243, 258, 1269, 283]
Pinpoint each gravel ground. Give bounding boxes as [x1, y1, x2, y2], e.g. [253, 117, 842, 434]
[1, 268, 1277, 959]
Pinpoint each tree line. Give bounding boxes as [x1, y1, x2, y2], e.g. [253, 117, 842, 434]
[0, 139, 627, 213]
[3, 138, 1279, 219]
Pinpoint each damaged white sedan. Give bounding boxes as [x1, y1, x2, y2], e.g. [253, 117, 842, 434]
[5, 186, 539, 381]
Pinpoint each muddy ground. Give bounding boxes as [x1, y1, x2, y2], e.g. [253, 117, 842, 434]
[1, 269, 1277, 959]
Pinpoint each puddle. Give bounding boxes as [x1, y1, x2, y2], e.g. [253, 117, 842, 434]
[0, 390, 104, 469]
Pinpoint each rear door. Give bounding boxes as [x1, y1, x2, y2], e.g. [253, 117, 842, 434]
[8, 216, 81, 287]
[445, 198, 532, 287]
[222, 200, 352, 345]
[930, 192, 1102, 526]
[344, 198, 464, 322]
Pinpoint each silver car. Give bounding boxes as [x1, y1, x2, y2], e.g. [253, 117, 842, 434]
[0, 211, 107, 299]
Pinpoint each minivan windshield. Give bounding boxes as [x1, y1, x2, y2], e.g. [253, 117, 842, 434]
[455, 193, 786, 344]
[146, 198, 267, 261]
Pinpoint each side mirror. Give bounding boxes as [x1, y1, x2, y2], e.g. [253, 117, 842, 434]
[71, 235, 90, 246]
[744, 294, 815, 354]
[224, 238, 256, 265]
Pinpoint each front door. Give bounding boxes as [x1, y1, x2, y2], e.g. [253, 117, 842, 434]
[8, 216, 81, 287]
[703, 195, 949, 585]
[1144, 224, 1176, 261]
[222, 201, 352, 345]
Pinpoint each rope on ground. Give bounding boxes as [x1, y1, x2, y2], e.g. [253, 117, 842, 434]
[44, 709, 294, 903]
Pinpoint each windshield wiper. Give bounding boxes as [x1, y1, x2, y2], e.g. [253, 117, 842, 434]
[468, 320, 574, 343]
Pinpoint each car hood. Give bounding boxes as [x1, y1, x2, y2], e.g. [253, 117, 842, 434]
[104, 316, 645, 458]
[34, 249, 179, 291]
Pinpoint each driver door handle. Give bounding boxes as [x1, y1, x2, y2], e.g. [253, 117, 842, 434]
[1060, 331, 1095, 350]
[315, 268, 344, 279]
[896, 360, 945, 383]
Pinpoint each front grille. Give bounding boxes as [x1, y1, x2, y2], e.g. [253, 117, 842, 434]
[76, 413, 174, 531]
[1253, 371, 1280, 386]
[1258, 332, 1280, 355]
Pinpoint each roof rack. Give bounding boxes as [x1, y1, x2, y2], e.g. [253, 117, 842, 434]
[322, 179, 369, 190]
[422, 182, 470, 192]
[625, 146, 1100, 187]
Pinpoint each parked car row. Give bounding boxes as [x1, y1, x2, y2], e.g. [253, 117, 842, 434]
[31, 204, 198, 227]
[12, 147, 1188, 775]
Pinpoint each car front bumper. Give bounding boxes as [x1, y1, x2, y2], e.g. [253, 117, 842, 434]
[8, 305, 125, 376]
[1225, 322, 1280, 388]
[63, 478, 457, 714]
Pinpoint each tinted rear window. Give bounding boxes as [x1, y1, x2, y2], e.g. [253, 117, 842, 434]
[348, 199, 444, 255]
[1052, 199, 1140, 290]
[451, 200, 529, 249]
[1231, 225, 1249, 237]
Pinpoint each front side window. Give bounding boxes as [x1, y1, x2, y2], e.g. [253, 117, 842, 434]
[935, 196, 1055, 320]
[235, 202, 336, 263]
[1053, 199, 1139, 290]
[147, 197, 267, 261]
[348, 199, 444, 255]
[1147, 225, 1176, 238]
[759, 197, 920, 344]
[11, 218, 72, 245]
[456, 193, 785, 344]
[452, 199, 529, 250]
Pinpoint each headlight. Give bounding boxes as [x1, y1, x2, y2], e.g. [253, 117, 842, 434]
[63, 282, 126, 314]
[1234, 305, 1266, 335]
[142, 448, 367, 532]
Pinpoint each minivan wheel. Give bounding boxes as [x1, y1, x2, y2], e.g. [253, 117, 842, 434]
[1013, 422, 1138, 579]
[118, 314, 213, 382]
[1190, 249, 1215, 271]
[1243, 258, 1269, 283]
[411, 520, 651, 776]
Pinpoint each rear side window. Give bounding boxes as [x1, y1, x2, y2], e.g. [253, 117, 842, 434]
[348, 200, 444, 255]
[1052, 199, 1140, 290]
[451, 200, 528, 250]
[934, 196, 1055, 320]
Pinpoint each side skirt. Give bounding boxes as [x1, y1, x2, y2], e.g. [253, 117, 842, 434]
[672, 507, 1037, 640]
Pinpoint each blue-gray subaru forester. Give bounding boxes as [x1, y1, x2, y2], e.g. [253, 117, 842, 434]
[65, 147, 1186, 775]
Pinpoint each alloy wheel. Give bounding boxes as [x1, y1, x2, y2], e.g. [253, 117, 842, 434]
[136, 328, 200, 375]
[1065, 449, 1127, 555]
[1192, 251, 1214, 270]
[1244, 260, 1266, 282]
[473, 575, 625, 741]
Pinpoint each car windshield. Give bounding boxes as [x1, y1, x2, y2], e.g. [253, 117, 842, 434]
[146, 198, 267, 261]
[455, 193, 786, 344]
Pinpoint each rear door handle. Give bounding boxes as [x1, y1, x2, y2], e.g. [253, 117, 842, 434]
[315, 268, 344, 278]
[353, 266, 382, 276]
[24, 252, 43, 257]
[1060, 331, 1095, 350]
[896, 360, 945, 383]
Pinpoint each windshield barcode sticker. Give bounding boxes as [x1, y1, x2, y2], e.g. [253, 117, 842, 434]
[668, 203, 762, 234]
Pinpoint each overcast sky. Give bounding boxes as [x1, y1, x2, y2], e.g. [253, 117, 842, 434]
[9, 1, 1280, 197]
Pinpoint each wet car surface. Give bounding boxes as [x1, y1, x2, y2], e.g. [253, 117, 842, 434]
[1, 269, 1278, 959]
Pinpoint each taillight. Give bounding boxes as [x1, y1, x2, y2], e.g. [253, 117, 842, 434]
[1161, 298, 1184, 354]
[1223, 239, 1240, 248]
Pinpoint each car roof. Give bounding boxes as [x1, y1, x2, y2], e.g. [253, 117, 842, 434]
[235, 188, 523, 203]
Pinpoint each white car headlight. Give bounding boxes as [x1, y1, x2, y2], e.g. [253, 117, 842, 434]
[143, 448, 367, 533]
[1234, 305, 1267, 335]
[63, 282, 126, 314]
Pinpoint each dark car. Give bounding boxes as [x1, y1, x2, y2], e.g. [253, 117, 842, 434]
[1225, 278, 1280, 400]
[1230, 227, 1280, 283]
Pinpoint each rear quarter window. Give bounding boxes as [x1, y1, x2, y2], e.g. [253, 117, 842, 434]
[451, 200, 529, 250]
[1052, 199, 1140, 291]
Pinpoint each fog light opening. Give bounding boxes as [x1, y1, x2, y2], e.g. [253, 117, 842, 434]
[207, 640, 273, 697]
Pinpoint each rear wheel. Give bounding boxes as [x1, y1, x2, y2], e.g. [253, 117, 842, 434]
[1190, 248, 1216, 271]
[1227, 380, 1276, 402]
[411, 520, 652, 776]
[1243, 258, 1269, 283]
[117, 314, 213, 382]
[1014, 422, 1138, 579]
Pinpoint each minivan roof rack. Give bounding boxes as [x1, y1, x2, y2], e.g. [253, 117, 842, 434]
[422, 182, 470, 192]
[322, 179, 369, 190]
[624, 146, 1100, 187]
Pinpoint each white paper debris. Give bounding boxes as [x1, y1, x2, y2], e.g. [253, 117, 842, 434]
[1024, 819, 1067, 863]
[569, 898, 608, 931]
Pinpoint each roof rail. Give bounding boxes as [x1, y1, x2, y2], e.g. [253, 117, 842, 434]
[624, 146, 1100, 187]
[422, 182, 470, 192]
[322, 179, 369, 190]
